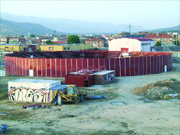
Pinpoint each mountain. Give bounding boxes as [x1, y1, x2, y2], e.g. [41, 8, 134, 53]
[148, 25, 180, 32]
[0, 18, 63, 36]
[1, 13, 144, 34]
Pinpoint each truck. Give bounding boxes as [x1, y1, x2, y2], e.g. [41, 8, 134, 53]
[50, 85, 87, 105]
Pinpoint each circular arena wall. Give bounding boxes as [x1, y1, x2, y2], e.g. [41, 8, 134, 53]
[5, 51, 172, 77]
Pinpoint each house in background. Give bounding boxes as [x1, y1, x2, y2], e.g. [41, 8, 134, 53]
[85, 38, 104, 48]
[109, 38, 154, 52]
[145, 33, 173, 45]
[39, 36, 54, 43]
[0, 37, 8, 44]
[53, 40, 66, 44]
[8, 37, 20, 44]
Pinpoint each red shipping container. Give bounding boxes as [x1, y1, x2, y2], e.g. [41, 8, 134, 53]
[65, 74, 95, 87]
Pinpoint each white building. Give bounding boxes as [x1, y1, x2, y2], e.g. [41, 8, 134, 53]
[109, 38, 154, 52]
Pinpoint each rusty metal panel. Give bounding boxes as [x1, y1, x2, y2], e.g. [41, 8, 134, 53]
[115, 58, 120, 76]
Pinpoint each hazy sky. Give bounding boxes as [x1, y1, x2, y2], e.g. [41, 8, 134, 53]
[0, 0, 180, 29]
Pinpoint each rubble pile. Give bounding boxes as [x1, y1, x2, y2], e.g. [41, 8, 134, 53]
[133, 79, 180, 100]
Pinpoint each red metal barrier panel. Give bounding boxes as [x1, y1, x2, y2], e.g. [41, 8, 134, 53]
[41, 59, 46, 77]
[6, 57, 9, 75]
[93, 58, 99, 70]
[155, 56, 158, 74]
[7, 57, 11, 76]
[15, 57, 18, 75]
[139, 57, 143, 75]
[18, 57, 21, 76]
[76, 58, 83, 72]
[87, 58, 94, 70]
[118, 58, 122, 76]
[5, 57, 9, 75]
[99, 58, 105, 70]
[115, 58, 120, 76]
[21, 58, 24, 76]
[169, 55, 172, 71]
[54, 58, 58, 77]
[162, 55, 165, 72]
[144, 57, 147, 75]
[8, 57, 12, 76]
[167, 55, 170, 71]
[105, 58, 110, 70]
[151, 56, 155, 74]
[134, 57, 139, 75]
[25, 58, 29, 76]
[147, 56, 151, 74]
[33, 58, 37, 77]
[157, 56, 160, 73]
[160, 56, 162, 73]
[50, 58, 55, 77]
[61, 59, 66, 77]
[37, 58, 41, 77]
[120, 58, 125, 76]
[55, 59, 60, 77]
[110, 58, 115, 71]
[165, 55, 168, 71]
[125, 58, 130, 76]
[130, 57, 135, 76]
[64, 58, 70, 76]
[21, 58, 25, 76]
[9, 57, 13, 76]
[141, 57, 145, 75]
[69, 58, 76, 72]
[82, 58, 88, 70]
[45, 59, 50, 77]
[15, 57, 18, 76]
[160, 56, 163, 73]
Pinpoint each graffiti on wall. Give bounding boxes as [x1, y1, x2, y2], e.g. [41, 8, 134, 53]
[8, 87, 49, 103]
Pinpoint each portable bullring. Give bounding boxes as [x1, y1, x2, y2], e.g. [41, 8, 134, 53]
[5, 51, 172, 77]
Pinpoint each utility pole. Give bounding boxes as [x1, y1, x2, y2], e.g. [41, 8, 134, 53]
[128, 23, 142, 34]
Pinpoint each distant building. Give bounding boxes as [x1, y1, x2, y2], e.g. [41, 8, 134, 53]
[39, 36, 54, 43]
[138, 31, 149, 35]
[19, 38, 26, 44]
[0, 37, 8, 44]
[32, 39, 41, 44]
[40, 44, 93, 52]
[145, 33, 173, 45]
[122, 34, 146, 38]
[53, 40, 66, 44]
[109, 38, 154, 52]
[0, 44, 38, 52]
[8, 37, 20, 44]
[85, 38, 104, 48]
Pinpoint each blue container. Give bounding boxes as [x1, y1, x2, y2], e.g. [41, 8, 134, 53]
[0, 124, 8, 133]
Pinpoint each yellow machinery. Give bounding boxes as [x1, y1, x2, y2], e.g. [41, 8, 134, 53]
[50, 85, 87, 105]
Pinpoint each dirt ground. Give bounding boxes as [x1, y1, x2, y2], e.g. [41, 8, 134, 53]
[0, 63, 180, 135]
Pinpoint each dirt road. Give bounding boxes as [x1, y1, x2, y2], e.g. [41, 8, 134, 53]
[0, 63, 180, 135]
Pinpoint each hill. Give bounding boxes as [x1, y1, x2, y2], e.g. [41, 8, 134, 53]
[148, 25, 180, 32]
[1, 13, 144, 34]
[0, 18, 63, 36]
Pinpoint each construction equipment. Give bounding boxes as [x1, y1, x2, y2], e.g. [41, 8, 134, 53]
[50, 85, 87, 105]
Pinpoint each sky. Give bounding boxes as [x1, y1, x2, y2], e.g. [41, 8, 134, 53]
[0, 0, 180, 29]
